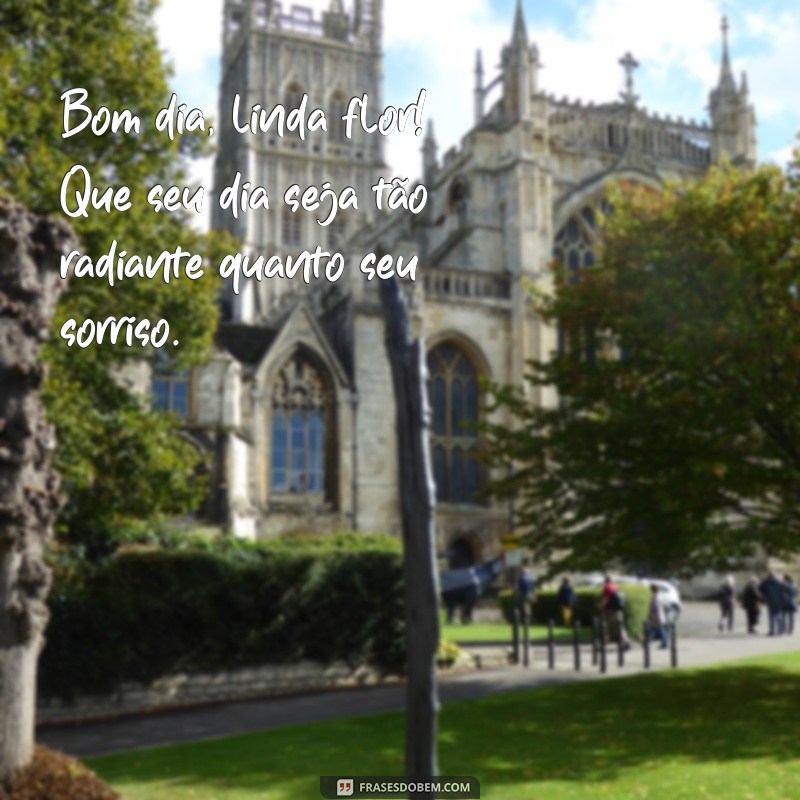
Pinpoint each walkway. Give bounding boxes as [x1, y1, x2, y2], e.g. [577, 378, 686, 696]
[38, 604, 800, 759]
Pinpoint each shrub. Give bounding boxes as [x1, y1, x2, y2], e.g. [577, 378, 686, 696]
[436, 639, 461, 668]
[40, 537, 405, 699]
[0, 747, 118, 800]
[498, 583, 651, 640]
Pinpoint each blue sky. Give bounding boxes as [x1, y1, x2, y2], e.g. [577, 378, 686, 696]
[156, 0, 799, 213]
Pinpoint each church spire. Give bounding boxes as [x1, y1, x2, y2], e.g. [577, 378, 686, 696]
[512, 0, 528, 50]
[708, 15, 757, 167]
[717, 16, 737, 94]
[502, 0, 536, 119]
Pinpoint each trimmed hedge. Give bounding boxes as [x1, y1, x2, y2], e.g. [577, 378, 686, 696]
[498, 584, 651, 640]
[40, 538, 404, 699]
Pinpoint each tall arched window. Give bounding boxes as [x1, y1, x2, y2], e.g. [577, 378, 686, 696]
[329, 92, 349, 142]
[283, 83, 306, 143]
[553, 199, 612, 283]
[271, 353, 332, 497]
[553, 199, 612, 358]
[284, 82, 305, 113]
[427, 343, 482, 504]
[449, 177, 471, 227]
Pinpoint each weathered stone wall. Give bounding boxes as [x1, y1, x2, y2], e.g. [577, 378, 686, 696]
[36, 648, 507, 725]
[37, 661, 384, 725]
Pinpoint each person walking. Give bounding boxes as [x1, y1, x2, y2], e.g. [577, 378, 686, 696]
[742, 578, 761, 634]
[759, 572, 785, 636]
[556, 577, 576, 627]
[783, 575, 798, 636]
[718, 575, 735, 632]
[600, 576, 630, 649]
[516, 567, 535, 622]
[648, 583, 669, 648]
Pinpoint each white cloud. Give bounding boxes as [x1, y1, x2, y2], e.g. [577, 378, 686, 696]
[155, 0, 223, 114]
[766, 143, 795, 168]
[742, 11, 800, 120]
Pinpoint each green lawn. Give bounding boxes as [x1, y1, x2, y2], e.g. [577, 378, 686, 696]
[440, 612, 584, 643]
[89, 651, 800, 800]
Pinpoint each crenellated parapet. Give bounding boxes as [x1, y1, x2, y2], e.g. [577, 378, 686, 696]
[223, 0, 381, 51]
[548, 98, 712, 171]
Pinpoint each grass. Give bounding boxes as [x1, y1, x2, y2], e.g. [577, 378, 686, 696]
[440, 611, 586, 643]
[87, 651, 800, 799]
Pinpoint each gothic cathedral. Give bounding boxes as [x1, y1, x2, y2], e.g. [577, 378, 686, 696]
[176, 0, 756, 569]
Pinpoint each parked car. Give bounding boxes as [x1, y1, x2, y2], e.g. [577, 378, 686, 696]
[641, 578, 682, 621]
[576, 573, 682, 620]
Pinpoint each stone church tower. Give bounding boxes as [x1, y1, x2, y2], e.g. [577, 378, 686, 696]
[182, 2, 757, 566]
[214, 0, 384, 321]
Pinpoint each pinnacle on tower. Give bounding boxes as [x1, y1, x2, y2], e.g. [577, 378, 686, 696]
[717, 16, 737, 94]
[512, 0, 528, 49]
[474, 50, 485, 123]
[475, 49, 484, 79]
[422, 120, 438, 177]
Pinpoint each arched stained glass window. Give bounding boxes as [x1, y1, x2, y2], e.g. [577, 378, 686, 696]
[553, 198, 612, 358]
[553, 199, 612, 284]
[427, 343, 483, 504]
[271, 353, 332, 497]
[271, 412, 288, 492]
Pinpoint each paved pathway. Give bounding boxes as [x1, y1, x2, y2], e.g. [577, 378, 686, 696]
[38, 603, 800, 760]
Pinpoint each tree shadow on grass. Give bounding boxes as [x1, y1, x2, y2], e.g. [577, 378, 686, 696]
[90, 663, 800, 798]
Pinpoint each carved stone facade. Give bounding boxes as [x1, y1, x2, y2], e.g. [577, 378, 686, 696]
[186, 0, 757, 567]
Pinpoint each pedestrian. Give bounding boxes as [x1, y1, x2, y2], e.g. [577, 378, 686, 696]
[783, 575, 798, 636]
[556, 577, 576, 627]
[600, 576, 630, 649]
[517, 567, 535, 622]
[759, 572, 785, 636]
[648, 583, 669, 648]
[741, 577, 761, 634]
[718, 575, 735, 632]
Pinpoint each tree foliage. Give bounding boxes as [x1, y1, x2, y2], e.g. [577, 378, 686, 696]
[0, 0, 234, 542]
[484, 161, 800, 576]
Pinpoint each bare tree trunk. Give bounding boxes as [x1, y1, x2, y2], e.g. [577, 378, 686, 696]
[379, 277, 440, 793]
[0, 199, 71, 782]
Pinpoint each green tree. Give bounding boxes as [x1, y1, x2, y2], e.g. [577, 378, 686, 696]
[484, 162, 800, 576]
[0, 0, 233, 545]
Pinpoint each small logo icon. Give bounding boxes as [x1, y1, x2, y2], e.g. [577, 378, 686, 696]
[337, 778, 354, 797]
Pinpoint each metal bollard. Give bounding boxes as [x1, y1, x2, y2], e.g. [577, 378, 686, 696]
[547, 619, 555, 670]
[599, 618, 607, 674]
[643, 622, 651, 669]
[591, 617, 599, 666]
[522, 606, 531, 668]
[512, 605, 520, 665]
[669, 622, 678, 668]
[573, 619, 581, 671]
[617, 617, 625, 668]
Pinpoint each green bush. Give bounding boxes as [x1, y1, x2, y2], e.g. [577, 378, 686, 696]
[40, 537, 404, 699]
[436, 639, 461, 668]
[498, 583, 650, 640]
